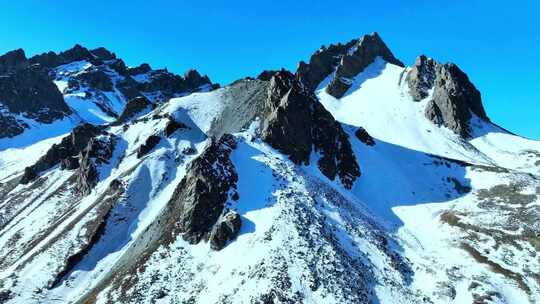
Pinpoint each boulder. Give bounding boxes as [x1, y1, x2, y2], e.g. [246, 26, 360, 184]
[209, 211, 242, 250]
[354, 127, 375, 146]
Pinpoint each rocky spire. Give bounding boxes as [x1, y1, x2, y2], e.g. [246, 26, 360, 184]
[296, 32, 403, 97]
[406, 55, 489, 138]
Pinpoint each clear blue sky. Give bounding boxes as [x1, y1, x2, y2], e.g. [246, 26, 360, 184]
[1, 1, 538, 139]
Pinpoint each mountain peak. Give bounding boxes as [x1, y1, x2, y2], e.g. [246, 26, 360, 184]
[296, 32, 403, 97]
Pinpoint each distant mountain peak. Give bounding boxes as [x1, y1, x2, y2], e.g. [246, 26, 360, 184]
[296, 32, 402, 97]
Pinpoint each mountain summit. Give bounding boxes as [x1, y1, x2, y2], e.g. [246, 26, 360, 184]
[0, 34, 539, 304]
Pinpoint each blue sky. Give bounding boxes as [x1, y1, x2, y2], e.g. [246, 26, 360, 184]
[1, 1, 538, 138]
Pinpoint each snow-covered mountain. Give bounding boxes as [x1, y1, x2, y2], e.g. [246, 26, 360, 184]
[0, 33, 538, 304]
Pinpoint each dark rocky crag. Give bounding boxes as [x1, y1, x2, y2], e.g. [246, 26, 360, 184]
[260, 70, 360, 189]
[406, 55, 489, 137]
[164, 134, 240, 249]
[114, 96, 154, 125]
[296, 32, 403, 98]
[0, 49, 71, 138]
[20, 123, 103, 184]
[75, 135, 117, 195]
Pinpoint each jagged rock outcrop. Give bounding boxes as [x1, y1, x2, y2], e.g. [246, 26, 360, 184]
[20, 123, 103, 184]
[326, 33, 404, 98]
[209, 211, 241, 250]
[136, 135, 161, 158]
[355, 127, 375, 146]
[29, 44, 101, 68]
[75, 68, 114, 91]
[0, 49, 28, 73]
[261, 70, 360, 189]
[127, 63, 152, 76]
[296, 41, 356, 92]
[184, 69, 212, 90]
[407, 55, 489, 137]
[405, 55, 437, 101]
[164, 117, 189, 137]
[114, 96, 153, 124]
[296, 32, 403, 98]
[90, 47, 116, 61]
[0, 63, 71, 124]
[75, 135, 116, 195]
[0, 114, 27, 138]
[165, 134, 238, 246]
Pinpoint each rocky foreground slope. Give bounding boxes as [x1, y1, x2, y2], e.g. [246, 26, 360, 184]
[0, 33, 539, 304]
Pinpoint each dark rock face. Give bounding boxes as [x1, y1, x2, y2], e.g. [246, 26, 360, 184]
[136, 135, 161, 158]
[90, 47, 116, 61]
[326, 33, 404, 98]
[354, 127, 375, 146]
[257, 70, 281, 81]
[406, 55, 437, 101]
[261, 70, 360, 189]
[209, 211, 241, 250]
[127, 63, 151, 76]
[166, 134, 238, 246]
[407, 55, 489, 137]
[29, 44, 100, 68]
[296, 32, 403, 98]
[296, 41, 356, 92]
[20, 124, 103, 184]
[115, 77, 141, 100]
[76, 68, 114, 91]
[60, 156, 80, 170]
[164, 118, 189, 137]
[75, 136, 116, 195]
[114, 96, 153, 124]
[184, 69, 212, 90]
[0, 49, 28, 73]
[0, 64, 71, 124]
[0, 114, 27, 138]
